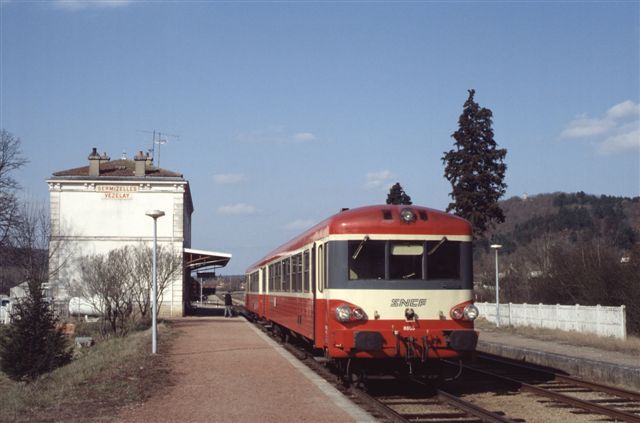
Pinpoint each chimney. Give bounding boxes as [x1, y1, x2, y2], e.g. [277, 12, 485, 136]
[134, 151, 146, 177]
[88, 147, 101, 176]
[145, 152, 153, 167]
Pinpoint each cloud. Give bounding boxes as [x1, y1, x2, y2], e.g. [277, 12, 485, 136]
[559, 114, 613, 138]
[606, 100, 639, 120]
[598, 125, 640, 155]
[53, 0, 132, 10]
[292, 132, 317, 143]
[216, 203, 257, 216]
[560, 100, 639, 155]
[284, 219, 316, 231]
[213, 173, 247, 185]
[365, 170, 395, 190]
[236, 127, 319, 144]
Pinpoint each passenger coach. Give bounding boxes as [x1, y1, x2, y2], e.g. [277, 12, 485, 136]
[245, 204, 479, 378]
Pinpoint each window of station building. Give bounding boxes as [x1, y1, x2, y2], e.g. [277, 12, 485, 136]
[303, 250, 310, 292]
[348, 239, 385, 280]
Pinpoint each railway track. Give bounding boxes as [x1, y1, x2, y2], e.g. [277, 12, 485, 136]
[452, 353, 640, 422]
[250, 316, 640, 422]
[252, 318, 515, 422]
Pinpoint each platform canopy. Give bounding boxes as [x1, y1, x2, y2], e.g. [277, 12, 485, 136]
[184, 248, 232, 272]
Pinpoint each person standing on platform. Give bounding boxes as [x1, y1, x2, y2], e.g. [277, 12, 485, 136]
[224, 291, 233, 317]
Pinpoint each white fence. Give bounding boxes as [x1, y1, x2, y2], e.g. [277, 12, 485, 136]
[0, 305, 9, 325]
[476, 302, 627, 340]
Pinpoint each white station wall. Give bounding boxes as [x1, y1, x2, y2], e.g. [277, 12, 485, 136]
[49, 180, 190, 317]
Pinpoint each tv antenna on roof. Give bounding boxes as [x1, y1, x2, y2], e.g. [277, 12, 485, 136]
[137, 129, 180, 168]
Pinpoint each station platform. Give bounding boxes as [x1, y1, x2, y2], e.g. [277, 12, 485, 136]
[476, 328, 640, 391]
[116, 312, 375, 423]
[116, 309, 639, 422]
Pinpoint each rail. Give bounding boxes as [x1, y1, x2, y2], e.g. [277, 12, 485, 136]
[459, 358, 640, 422]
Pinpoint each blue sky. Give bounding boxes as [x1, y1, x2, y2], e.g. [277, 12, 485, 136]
[1, 1, 639, 274]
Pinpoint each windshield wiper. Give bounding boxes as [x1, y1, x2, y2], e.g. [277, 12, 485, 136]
[351, 235, 370, 260]
[427, 236, 448, 256]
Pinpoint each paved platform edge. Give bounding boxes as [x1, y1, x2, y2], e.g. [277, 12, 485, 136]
[245, 320, 377, 423]
[477, 340, 640, 391]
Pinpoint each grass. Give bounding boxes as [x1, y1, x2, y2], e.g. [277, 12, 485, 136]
[475, 318, 640, 356]
[0, 322, 174, 423]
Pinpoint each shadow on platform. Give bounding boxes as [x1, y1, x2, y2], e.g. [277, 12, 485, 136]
[187, 303, 225, 317]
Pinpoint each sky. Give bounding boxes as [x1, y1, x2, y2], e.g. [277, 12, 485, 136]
[1, 0, 639, 274]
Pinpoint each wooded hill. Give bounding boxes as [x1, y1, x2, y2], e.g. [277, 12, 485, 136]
[484, 192, 638, 253]
[473, 192, 640, 334]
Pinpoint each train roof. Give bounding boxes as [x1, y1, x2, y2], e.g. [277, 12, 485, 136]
[246, 204, 471, 272]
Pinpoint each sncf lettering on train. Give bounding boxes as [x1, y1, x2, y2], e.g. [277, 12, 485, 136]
[390, 298, 427, 307]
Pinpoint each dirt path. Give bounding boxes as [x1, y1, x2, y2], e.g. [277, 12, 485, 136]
[115, 316, 364, 423]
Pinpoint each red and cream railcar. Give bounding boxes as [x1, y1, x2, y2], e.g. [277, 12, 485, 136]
[245, 204, 479, 375]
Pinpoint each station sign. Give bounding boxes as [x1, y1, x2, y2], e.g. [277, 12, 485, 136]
[96, 185, 138, 200]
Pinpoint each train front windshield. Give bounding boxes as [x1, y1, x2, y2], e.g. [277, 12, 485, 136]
[329, 239, 472, 290]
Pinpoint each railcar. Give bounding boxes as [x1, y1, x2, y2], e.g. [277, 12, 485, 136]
[245, 204, 479, 379]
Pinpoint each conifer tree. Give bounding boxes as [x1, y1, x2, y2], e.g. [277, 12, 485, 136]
[0, 280, 72, 381]
[442, 89, 507, 238]
[386, 182, 412, 205]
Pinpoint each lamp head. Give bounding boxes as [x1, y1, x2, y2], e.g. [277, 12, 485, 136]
[145, 210, 165, 219]
[490, 244, 503, 249]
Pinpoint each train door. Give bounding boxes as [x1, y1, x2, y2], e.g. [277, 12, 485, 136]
[260, 267, 266, 317]
[311, 244, 316, 341]
[314, 242, 328, 349]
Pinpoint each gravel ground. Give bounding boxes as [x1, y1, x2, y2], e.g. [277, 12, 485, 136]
[115, 316, 361, 423]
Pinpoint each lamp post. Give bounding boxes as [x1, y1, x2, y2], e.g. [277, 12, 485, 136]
[490, 244, 503, 327]
[146, 210, 165, 354]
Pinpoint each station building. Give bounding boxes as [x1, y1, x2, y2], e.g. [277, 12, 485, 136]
[47, 148, 230, 317]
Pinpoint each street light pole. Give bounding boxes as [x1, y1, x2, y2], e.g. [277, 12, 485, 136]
[146, 210, 165, 354]
[490, 244, 503, 327]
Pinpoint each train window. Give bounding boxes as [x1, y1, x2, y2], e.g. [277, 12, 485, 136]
[303, 250, 310, 292]
[292, 254, 302, 292]
[282, 258, 290, 292]
[426, 240, 460, 280]
[274, 262, 282, 292]
[268, 264, 274, 292]
[253, 272, 259, 292]
[348, 240, 385, 280]
[317, 244, 324, 292]
[389, 242, 424, 280]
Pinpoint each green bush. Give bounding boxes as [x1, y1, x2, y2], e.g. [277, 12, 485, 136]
[0, 282, 72, 381]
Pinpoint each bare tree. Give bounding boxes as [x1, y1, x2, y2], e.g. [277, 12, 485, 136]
[77, 243, 182, 334]
[78, 249, 136, 336]
[11, 202, 51, 286]
[0, 129, 28, 247]
[127, 243, 182, 319]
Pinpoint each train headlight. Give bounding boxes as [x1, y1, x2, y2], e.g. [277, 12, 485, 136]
[464, 304, 479, 320]
[352, 307, 366, 321]
[335, 304, 352, 322]
[335, 304, 367, 322]
[450, 301, 479, 321]
[450, 307, 464, 320]
[400, 208, 416, 224]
